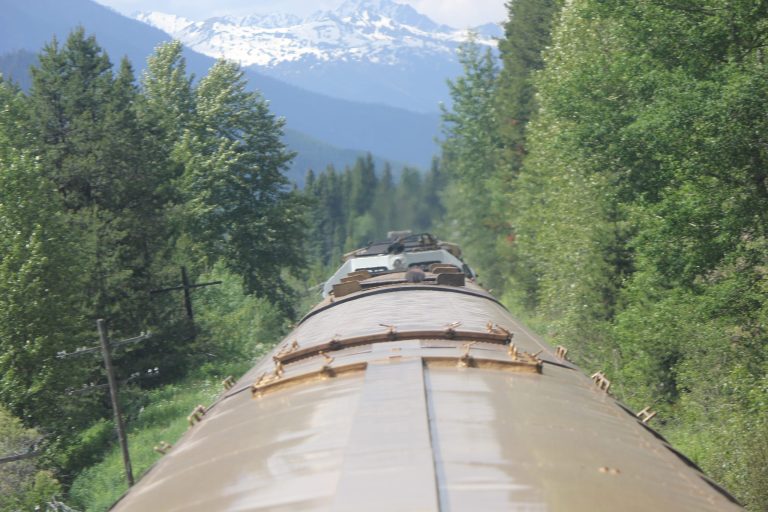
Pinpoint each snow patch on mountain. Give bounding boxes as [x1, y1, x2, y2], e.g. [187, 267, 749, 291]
[135, 0, 497, 68]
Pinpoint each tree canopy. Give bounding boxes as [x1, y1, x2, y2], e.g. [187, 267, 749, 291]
[0, 30, 305, 489]
[439, 0, 768, 508]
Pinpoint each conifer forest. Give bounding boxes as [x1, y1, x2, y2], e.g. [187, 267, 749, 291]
[1, 0, 768, 510]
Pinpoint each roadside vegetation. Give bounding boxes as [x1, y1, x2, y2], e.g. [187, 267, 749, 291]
[0, 30, 301, 504]
[68, 378, 223, 510]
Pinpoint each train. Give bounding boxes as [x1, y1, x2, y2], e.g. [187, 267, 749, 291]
[111, 232, 742, 511]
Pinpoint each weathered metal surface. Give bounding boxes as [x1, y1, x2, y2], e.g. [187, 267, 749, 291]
[426, 364, 739, 511]
[112, 374, 364, 511]
[112, 278, 742, 511]
[291, 287, 547, 355]
[330, 360, 439, 512]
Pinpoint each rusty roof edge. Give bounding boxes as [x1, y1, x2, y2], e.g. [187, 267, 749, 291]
[275, 329, 512, 365]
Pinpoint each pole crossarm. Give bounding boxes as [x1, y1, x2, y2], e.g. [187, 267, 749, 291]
[149, 281, 222, 295]
[149, 266, 222, 324]
[57, 332, 151, 359]
[0, 437, 44, 465]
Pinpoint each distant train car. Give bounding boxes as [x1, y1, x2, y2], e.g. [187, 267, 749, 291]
[111, 233, 742, 511]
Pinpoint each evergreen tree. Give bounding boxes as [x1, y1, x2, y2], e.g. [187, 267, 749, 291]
[0, 79, 92, 436]
[496, 0, 559, 177]
[392, 167, 425, 233]
[370, 162, 395, 235]
[440, 38, 504, 289]
[303, 155, 448, 269]
[28, 28, 113, 211]
[347, 153, 378, 217]
[139, 40, 194, 147]
[494, 0, 561, 306]
[422, 157, 445, 223]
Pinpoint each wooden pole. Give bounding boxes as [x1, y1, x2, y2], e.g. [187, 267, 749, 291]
[180, 266, 194, 321]
[97, 319, 134, 487]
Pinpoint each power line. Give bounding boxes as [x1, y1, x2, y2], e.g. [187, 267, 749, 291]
[57, 331, 151, 359]
[65, 368, 160, 396]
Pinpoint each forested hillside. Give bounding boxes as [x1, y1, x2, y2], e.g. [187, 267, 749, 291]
[304, 156, 444, 266]
[439, 0, 768, 509]
[0, 30, 303, 508]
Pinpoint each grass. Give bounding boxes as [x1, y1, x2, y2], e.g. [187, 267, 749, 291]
[67, 265, 289, 510]
[68, 371, 236, 511]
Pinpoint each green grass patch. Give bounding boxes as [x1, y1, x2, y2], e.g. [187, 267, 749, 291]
[68, 375, 228, 511]
[68, 265, 288, 510]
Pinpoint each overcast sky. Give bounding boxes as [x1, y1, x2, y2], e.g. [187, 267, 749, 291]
[93, 0, 507, 28]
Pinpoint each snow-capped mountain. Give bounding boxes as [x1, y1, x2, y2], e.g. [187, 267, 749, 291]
[1, 0, 449, 180]
[135, 0, 501, 112]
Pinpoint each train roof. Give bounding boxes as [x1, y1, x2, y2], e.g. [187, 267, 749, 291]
[343, 233, 442, 258]
[111, 247, 742, 511]
[322, 233, 473, 297]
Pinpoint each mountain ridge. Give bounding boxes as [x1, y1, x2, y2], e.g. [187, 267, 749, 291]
[0, 0, 441, 179]
[134, 0, 501, 112]
[135, 0, 492, 68]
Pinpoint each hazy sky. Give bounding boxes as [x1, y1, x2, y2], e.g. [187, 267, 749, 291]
[93, 0, 507, 28]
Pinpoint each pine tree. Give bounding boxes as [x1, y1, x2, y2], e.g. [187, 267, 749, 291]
[0, 80, 92, 434]
[440, 37, 504, 289]
[371, 162, 395, 236]
[496, 0, 559, 177]
[495, 0, 561, 307]
[28, 28, 113, 210]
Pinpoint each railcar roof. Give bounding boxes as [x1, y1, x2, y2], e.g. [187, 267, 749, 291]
[111, 267, 742, 512]
[345, 233, 440, 258]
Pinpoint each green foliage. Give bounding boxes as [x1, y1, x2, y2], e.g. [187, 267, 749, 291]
[304, 155, 446, 269]
[491, 0, 768, 507]
[0, 30, 304, 497]
[180, 59, 306, 315]
[496, 0, 559, 180]
[0, 406, 63, 511]
[0, 81, 94, 437]
[439, 38, 508, 290]
[68, 265, 284, 511]
[194, 262, 289, 369]
[69, 378, 224, 511]
[139, 40, 194, 147]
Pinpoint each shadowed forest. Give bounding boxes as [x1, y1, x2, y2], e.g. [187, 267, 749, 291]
[1, 0, 767, 510]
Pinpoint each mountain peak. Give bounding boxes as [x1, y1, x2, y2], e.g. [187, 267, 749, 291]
[334, 0, 442, 31]
[133, 0, 498, 110]
[136, 2, 495, 69]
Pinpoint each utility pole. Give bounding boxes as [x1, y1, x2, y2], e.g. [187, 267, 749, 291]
[97, 319, 134, 487]
[150, 266, 222, 336]
[57, 322, 152, 487]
